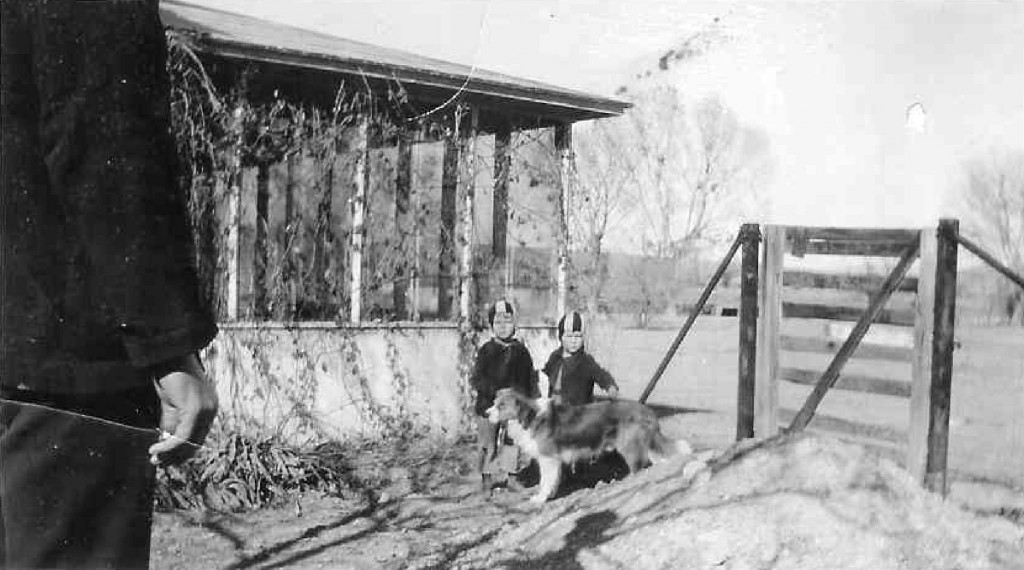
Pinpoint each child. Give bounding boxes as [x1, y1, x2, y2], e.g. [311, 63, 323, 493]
[469, 299, 538, 492]
[543, 311, 619, 406]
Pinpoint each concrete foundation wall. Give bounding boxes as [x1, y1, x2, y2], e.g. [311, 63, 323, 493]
[204, 323, 558, 445]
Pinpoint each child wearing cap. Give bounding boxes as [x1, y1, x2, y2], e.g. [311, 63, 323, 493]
[468, 299, 538, 492]
[542, 311, 619, 406]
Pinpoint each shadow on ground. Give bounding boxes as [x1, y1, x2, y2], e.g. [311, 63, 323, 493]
[495, 510, 619, 570]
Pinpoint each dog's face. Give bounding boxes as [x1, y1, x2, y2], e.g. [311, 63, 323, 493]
[486, 388, 525, 424]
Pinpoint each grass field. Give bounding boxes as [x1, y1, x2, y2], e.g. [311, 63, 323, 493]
[587, 316, 1024, 489]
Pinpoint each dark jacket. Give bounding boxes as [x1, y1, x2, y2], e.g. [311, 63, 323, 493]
[469, 337, 537, 417]
[0, 0, 217, 394]
[543, 349, 618, 406]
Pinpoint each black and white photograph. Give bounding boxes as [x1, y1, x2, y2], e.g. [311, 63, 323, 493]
[2, 0, 1022, 568]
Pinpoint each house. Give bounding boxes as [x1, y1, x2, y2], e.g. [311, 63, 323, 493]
[158, 0, 629, 442]
[161, 0, 629, 325]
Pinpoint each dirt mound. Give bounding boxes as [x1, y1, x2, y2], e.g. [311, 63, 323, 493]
[448, 434, 1024, 569]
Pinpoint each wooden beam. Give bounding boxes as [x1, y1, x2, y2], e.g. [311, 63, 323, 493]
[253, 163, 270, 317]
[953, 231, 1024, 292]
[224, 174, 240, 321]
[788, 239, 917, 258]
[492, 124, 511, 299]
[925, 218, 959, 495]
[438, 117, 460, 320]
[349, 118, 370, 324]
[779, 367, 911, 398]
[909, 226, 937, 484]
[788, 237, 920, 431]
[313, 154, 333, 317]
[393, 132, 413, 320]
[783, 270, 918, 293]
[555, 123, 573, 318]
[224, 104, 246, 321]
[737, 224, 760, 440]
[782, 302, 917, 327]
[780, 334, 913, 363]
[235, 167, 257, 320]
[410, 141, 422, 322]
[283, 153, 297, 318]
[784, 227, 919, 258]
[639, 230, 743, 404]
[785, 227, 919, 242]
[755, 225, 785, 437]
[458, 107, 479, 323]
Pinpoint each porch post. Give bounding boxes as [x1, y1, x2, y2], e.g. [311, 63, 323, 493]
[492, 123, 512, 301]
[438, 112, 461, 319]
[394, 131, 413, 320]
[224, 104, 245, 321]
[555, 123, 573, 317]
[458, 107, 479, 323]
[349, 117, 370, 324]
[253, 163, 270, 317]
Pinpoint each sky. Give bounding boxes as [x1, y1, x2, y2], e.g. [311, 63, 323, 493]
[190, 0, 1024, 230]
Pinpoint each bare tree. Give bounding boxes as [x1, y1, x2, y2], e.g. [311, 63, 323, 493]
[570, 120, 637, 313]
[961, 148, 1024, 323]
[619, 86, 771, 259]
[515, 85, 771, 319]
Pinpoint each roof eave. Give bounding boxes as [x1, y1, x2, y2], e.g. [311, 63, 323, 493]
[187, 35, 630, 123]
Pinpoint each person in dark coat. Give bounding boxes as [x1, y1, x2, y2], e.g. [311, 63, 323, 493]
[1, 2, 219, 567]
[543, 311, 619, 406]
[469, 299, 537, 492]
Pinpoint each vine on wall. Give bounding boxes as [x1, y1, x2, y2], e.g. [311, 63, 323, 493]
[166, 31, 453, 322]
[165, 33, 562, 444]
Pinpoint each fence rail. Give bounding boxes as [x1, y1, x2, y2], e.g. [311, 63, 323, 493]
[780, 334, 914, 363]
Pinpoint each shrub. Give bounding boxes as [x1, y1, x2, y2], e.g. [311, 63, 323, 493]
[154, 434, 359, 512]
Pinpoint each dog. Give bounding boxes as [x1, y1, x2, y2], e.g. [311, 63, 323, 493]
[486, 388, 691, 503]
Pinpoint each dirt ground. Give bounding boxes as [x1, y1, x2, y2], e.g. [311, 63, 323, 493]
[151, 433, 1024, 570]
[153, 320, 1024, 568]
[150, 436, 625, 570]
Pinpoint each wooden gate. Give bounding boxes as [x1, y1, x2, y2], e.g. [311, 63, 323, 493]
[739, 220, 959, 494]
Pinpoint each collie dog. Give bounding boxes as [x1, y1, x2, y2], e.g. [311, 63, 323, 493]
[486, 388, 691, 503]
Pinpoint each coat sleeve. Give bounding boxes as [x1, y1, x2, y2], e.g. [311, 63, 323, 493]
[587, 354, 619, 391]
[32, 1, 217, 367]
[518, 345, 540, 398]
[469, 342, 489, 391]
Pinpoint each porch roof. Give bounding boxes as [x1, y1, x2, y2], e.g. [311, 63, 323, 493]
[160, 1, 629, 129]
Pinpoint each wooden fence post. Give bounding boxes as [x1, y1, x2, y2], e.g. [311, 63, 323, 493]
[755, 225, 784, 437]
[737, 223, 760, 440]
[909, 226, 937, 484]
[926, 218, 959, 494]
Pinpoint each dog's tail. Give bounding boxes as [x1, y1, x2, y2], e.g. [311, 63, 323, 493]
[651, 431, 693, 462]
